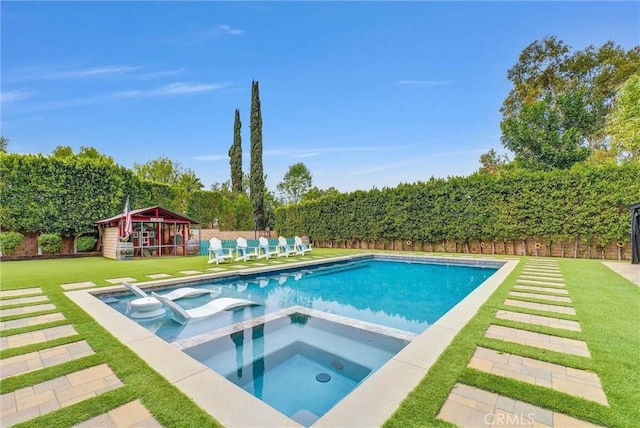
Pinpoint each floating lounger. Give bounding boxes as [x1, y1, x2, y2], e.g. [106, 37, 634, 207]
[123, 281, 217, 301]
[151, 292, 259, 324]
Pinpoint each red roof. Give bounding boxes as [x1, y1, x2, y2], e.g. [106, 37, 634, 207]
[96, 206, 199, 226]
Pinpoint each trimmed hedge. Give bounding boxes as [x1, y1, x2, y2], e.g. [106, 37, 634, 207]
[0, 231, 24, 255]
[38, 233, 62, 253]
[76, 236, 98, 252]
[275, 163, 639, 254]
[0, 153, 174, 236]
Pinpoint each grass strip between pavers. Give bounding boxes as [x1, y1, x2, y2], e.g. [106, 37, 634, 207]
[488, 317, 584, 341]
[0, 292, 47, 302]
[0, 319, 71, 338]
[459, 369, 612, 427]
[510, 288, 571, 297]
[0, 334, 83, 361]
[0, 300, 55, 311]
[475, 337, 595, 372]
[498, 304, 579, 321]
[0, 308, 61, 323]
[503, 295, 575, 307]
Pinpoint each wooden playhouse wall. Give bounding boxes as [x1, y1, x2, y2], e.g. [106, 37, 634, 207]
[101, 227, 119, 260]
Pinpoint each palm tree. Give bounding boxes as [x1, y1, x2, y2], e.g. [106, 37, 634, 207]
[176, 170, 204, 212]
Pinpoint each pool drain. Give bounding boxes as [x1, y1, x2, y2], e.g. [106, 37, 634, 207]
[316, 373, 331, 383]
[331, 360, 344, 370]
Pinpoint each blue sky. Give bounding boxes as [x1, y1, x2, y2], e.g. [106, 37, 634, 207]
[2, 1, 638, 193]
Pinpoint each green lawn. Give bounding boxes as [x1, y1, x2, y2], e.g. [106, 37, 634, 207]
[1, 252, 638, 427]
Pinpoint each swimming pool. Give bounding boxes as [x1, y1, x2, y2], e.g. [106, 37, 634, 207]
[100, 255, 499, 425]
[70, 254, 516, 426]
[104, 256, 497, 342]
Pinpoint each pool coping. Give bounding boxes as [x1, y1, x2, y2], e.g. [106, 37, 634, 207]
[65, 254, 518, 427]
[172, 305, 419, 352]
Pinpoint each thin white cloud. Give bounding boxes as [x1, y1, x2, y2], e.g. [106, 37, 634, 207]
[11, 82, 231, 111]
[297, 152, 320, 159]
[264, 143, 419, 158]
[134, 68, 186, 80]
[6, 64, 186, 82]
[393, 80, 453, 88]
[114, 82, 231, 98]
[215, 25, 244, 36]
[50, 65, 142, 79]
[10, 65, 141, 81]
[192, 144, 400, 163]
[0, 89, 32, 104]
[181, 25, 245, 44]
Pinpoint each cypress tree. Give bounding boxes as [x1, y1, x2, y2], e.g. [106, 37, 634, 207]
[229, 109, 243, 193]
[249, 81, 265, 228]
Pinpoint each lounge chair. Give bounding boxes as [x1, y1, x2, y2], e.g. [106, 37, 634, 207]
[235, 237, 259, 262]
[123, 281, 215, 301]
[257, 236, 279, 259]
[151, 292, 258, 324]
[208, 237, 233, 264]
[294, 236, 313, 255]
[277, 236, 298, 257]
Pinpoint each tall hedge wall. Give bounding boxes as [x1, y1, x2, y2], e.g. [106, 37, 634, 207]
[0, 153, 174, 236]
[275, 163, 640, 252]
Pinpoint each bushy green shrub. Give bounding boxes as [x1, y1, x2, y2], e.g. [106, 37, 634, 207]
[76, 236, 97, 252]
[0, 231, 24, 255]
[38, 233, 62, 253]
[275, 163, 640, 247]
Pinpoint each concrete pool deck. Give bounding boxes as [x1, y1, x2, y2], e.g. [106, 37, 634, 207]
[62, 254, 517, 427]
[602, 261, 640, 286]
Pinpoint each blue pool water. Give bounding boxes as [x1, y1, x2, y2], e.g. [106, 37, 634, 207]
[184, 314, 410, 425]
[104, 257, 497, 343]
[102, 256, 498, 424]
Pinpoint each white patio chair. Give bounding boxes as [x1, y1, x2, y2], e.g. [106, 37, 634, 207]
[208, 237, 233, 264]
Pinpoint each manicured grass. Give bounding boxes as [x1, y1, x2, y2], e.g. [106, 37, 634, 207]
[384, 258, 639, 428]
[2, 253, 638, 427]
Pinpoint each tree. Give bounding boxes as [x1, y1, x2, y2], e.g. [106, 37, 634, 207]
[175, 170, 204, 212]
[277, 162, 313, 204]
[52, 145, 75, 158]
[501, 36, 640, 163]
[133, 156, 182, 186]
[501, 90, 594, 170]
[77, 146, 115, 164]
[478, 149, 509, 175]
[302, 186, 341, 202]
[604, 74, 640, 162]
[229, 109, 243, 193]
[502, 36, 571, 117]
[51, 145, 114, 164]
[249, 81, 265, 228]
[262, 188, 280, 229]
[0, 136, 8, 153]
[231, 192, 254, 230]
